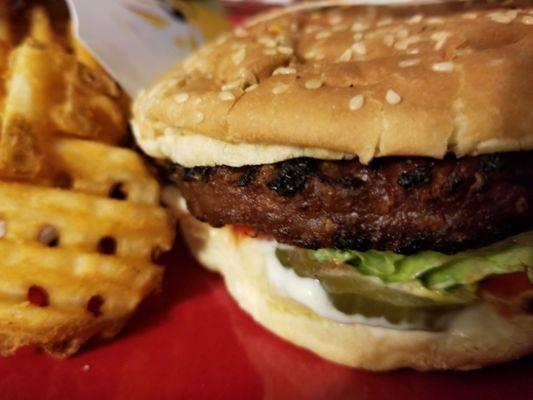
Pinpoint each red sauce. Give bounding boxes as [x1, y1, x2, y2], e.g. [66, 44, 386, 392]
[231, 225, 272, 241]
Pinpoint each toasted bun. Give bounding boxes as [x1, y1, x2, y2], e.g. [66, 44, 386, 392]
[173, 205, 533, 371]
[134, 1, 533, 167]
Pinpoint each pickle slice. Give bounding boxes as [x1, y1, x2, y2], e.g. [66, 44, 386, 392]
[276, 248, 475, 330]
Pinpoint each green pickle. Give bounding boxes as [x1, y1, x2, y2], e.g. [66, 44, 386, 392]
[275, 249, 474, 331]
[275, 232, 533, 330]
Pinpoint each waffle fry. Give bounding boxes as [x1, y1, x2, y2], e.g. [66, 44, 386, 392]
[46, 138, 160, 204]
[0, 139, 175, 357]
[0, 4, 175, 357]
[0, 6, 128, 179]
[0, 241, 162, 356]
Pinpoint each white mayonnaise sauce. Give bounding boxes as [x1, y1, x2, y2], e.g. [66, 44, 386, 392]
[262, 241, 426, 330]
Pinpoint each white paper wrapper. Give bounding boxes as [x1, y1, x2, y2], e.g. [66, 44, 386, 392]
[67, 0, 203, 96]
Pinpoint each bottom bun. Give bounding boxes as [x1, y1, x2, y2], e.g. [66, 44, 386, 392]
[178, 210, 533, 371]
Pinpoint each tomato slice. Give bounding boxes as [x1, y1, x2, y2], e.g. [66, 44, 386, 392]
[480, 272, 533, 301]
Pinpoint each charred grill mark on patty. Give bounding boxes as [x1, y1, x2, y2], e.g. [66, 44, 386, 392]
[480, 154, 505, 175]
[397, 165, 433, 189]
[444, 174, 467, 197]
[182, 166, 212, 182]
[237, 166, 260, 187]
[166, 152, 533, 254]
[333, 233, 373, 252]
[267, 158, 316, 196]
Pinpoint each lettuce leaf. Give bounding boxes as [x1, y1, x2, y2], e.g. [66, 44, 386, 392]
[309, 232, 533, 290]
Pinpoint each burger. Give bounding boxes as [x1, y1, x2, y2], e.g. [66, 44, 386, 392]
[133, 0, 533, 370]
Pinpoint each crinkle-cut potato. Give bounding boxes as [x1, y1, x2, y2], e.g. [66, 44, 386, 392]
[0, 5, 129, 179]
[0, 4, 175, 357]
[44, 138, 161, 204]
[0, 39, 128, 179]
[0, 140, 175, 357]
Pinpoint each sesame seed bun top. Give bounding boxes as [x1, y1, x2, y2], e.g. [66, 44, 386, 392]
[133, 0, 533, 165]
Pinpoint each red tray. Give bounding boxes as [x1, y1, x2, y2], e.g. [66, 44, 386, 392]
[1, 235, 532, 400]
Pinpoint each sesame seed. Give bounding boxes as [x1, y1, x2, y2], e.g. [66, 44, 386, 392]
[394, 41, 407, 51]
[304, 79, 323, 90]
[395, 35, 421, 51]
[259, 36, 277, 48]
[273, 67, 296, 76]
[455, 48, 473, 57]
[399, 59, 420, 68]
[384, 35, 395, 47]
[352, 42, 367, 55]
[239, 68, 257, 85]
[349, 95, 364, 110]
[396, 29, 409, 39]
[332, 24, 349, 32]
[354, 31, 368, 42]
[427, 17, 445, 25]
[377, 17, 393, 27]
[157, 78, 178, 95]
[522, 16, 533, 25]
[407, 14, 423, 25]
[272, 84, 289, 95]
[461, 12, 478, 20]
[277, 46, 294, 55]
[351, 22, 369, 32]
[431, 31, 451, 51]
[488, 10, 518, 24]
[263, 49, 277, 56]
[328, 14, 343, 25]
[245, 84, 258, 92]
[304, 25, 319, 34]
[338, 48, 352, 62]
[315, 30, 332, 40]
[234, 27, 247, 37]
[386, 89, 402, 105]
[219, 91, 235, 101]
[232, 48, 246, 65]
[174, 93, 189, 103]
[215, 35, 227, 46]
[222, 80, 242, 91]
[432, 61, 455, 72]
[367, 32, 383, 42]
[191, 111, 204, 124]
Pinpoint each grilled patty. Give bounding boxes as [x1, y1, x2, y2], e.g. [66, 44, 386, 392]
[164, 152, 533, 254]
